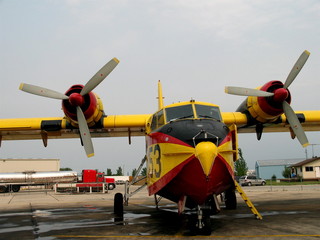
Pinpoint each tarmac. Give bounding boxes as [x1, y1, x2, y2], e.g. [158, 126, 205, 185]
[0, 184, 320, 240]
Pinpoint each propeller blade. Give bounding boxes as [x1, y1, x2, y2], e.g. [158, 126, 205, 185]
[282, 101, 309, 147]
[80, 58, 119, 96]
[225, 86, 274, 97]
[284, 50, 310, 89]
[76, 106, 94, 157]
[19, 83, 69, 100]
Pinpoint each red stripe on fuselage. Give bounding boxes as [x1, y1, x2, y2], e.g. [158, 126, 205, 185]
[146, 131, 235, 205]
[146, 131, 192, 147]
[148, 154, 194, 196]
[157, 155, 234, 206]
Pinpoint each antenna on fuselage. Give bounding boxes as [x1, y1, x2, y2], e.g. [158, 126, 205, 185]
[157, 80, 164, 110]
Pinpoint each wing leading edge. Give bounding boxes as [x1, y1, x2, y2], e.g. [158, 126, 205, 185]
[222, 110, 320, 133]
[0, 114, 151, 143]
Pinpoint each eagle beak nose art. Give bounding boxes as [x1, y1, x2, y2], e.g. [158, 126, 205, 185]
[195, 141, 218, 176]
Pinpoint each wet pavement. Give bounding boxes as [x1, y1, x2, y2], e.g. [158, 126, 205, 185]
[0, 185, 320, 239]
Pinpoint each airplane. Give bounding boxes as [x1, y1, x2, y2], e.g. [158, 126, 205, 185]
[1, 50, 320, 234]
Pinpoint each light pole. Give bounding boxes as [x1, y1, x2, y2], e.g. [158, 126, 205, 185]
[306, 144, 320, 158]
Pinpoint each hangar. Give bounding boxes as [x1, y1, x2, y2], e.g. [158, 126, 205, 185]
[255, 158, 304, 179]
[0, 159, 60, 173]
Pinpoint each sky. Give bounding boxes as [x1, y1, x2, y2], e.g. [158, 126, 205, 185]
[1, 0, 320, 174]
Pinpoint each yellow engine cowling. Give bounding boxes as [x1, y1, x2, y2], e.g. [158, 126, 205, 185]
[237, 80, 291, 123]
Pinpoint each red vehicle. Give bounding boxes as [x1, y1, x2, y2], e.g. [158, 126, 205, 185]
[56, 169, 116, 192]
[77, 169, 116, 191]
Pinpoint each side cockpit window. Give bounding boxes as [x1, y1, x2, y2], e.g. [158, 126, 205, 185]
[165, 105, 194, 122]
[195, 104, 222, 121]
[151, 109, 165, 131]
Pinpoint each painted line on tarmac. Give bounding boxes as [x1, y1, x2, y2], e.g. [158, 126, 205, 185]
[7, 195, 15, 204]
[47, 193, 60, 201]
[54, 234, 320, 238]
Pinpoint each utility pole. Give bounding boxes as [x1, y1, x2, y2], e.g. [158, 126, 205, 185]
[306, 144, 320, 158]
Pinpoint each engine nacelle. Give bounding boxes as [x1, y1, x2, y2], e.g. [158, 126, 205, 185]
[62, 85, 104, 127]
[237, 81, 291, 124]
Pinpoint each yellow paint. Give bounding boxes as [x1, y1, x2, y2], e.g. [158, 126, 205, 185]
[303, 142, 310, 148]
[195, 142, 218, 176]
[157, 80, 164, 110]
[221, 112, 247, 125]
[147, 142, 194, 187]
[165, 100, 220, 109]
[0, 118, 62, 131]
[113, 57, 120, 63]
[87, 153, 94, 158]
[247, 96, 280, 122]
[103, 114, 150, 128]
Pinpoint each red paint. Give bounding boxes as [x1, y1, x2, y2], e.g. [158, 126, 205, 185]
[148, 154, 234, 205]
[148, 155, 194, 195]
[273, 88, 289, 103]
[258, 80, 291, 116]
[146, 132, 192, 147]
[69, 93, 84, 106]
[62, 84, 98, 123]
[147, 131, 235, 206]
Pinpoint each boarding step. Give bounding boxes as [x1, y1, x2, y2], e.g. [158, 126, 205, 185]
[235, 181, 263, 220]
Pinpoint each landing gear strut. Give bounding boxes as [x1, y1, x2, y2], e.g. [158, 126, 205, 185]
[189, 205, 211, 235]
[189, 194, 221, 235]
[113, 156, 147, 214]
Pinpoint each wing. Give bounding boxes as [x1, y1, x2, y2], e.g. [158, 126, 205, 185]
[222, 110, 320, 133]
[0, 114, 151, 143]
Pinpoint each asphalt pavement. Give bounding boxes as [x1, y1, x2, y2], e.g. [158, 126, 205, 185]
[0, 184, 320, 240]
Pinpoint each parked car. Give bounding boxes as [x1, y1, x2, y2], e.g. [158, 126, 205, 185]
[239, 175, 266, 186]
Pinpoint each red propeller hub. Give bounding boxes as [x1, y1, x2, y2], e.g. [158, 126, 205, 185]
[273, 88, 289, 103]
[69, 93, 84, 107]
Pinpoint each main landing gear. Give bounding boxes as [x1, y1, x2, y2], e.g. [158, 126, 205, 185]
[113, 156, 147, 219]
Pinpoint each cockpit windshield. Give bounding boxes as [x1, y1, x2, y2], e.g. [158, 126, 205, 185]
[149, 103, 222, 132]
[195, 104, 221, 121]
[166, 104, 194, 122]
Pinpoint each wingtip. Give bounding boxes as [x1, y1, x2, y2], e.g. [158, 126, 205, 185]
[304, 50, 311, 56]
[19, 83, 24, 90]
[113, 57, 120, 64]
[302, 142, 310, 148]
[87, 153, 95, 158]
[224, 87, 229, 93]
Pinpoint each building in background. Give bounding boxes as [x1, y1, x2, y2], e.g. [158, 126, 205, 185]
[0, 159, 60, 173]
[291, 157, 320, 180]
[255, 158, 304, 179]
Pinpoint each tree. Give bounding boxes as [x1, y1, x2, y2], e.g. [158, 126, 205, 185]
[60, 167, 72, 171]
[131, 168, 137, 177]
[234, 148, 248, 176]
[115, 166, 123, 176]
[282, 167, 291, 178]
[106, 168, 112, 176]
[141, 167, 147, 176]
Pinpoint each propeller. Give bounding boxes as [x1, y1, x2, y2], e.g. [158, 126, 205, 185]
[225, 50, 310, 147]
[225, 86, 274, 97]
[20, 57, 120, 157]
